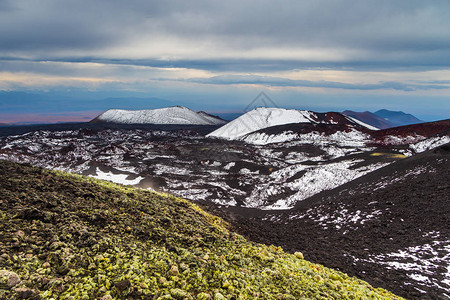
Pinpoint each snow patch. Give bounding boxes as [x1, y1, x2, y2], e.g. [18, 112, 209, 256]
[279, 161, 386, 208]
[359, 238, 450, 297]
[89, 168, 144, 185]
[346, 116, 379, 130]
[410, 136, 450, 153]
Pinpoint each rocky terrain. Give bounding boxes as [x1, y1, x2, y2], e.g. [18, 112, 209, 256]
[0, 127, 405, 209]
[0, 119, 448, 210]
[0, 160, 402, 299]
[0, 110, 449, 298]
[205, 143, 450, 299]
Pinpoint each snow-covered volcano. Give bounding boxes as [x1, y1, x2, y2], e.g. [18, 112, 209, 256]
[207, 107, 377, 140]
[92, 106, 227, 125]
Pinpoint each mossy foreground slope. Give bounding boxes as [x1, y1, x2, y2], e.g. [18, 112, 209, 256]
[0, 160, 402, 299]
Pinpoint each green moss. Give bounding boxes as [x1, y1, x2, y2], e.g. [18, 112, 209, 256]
[0, 160, 404, 299]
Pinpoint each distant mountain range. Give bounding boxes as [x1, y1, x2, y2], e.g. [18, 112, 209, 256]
[343, 109, 423, 129]
[375, 109, 424, 126]
[92, 106, 227, 125]
[90, 106, 425, 132]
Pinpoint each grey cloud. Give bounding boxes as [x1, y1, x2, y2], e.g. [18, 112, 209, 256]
[184, 74, 450, 91]
[0, 1, 119, 52]
[0, 56, 448, 94]
[422, 80, 450, 84]
[0, 0, 14, 11]
[3, 56, 450, 74]
[0, 0, 449, 71]
[0, 0, 208, 52]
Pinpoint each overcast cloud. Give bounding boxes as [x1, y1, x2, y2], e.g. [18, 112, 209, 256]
[1, 0, 450, 66]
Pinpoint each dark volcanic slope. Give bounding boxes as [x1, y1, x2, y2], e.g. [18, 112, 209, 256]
[252, 119, 450, 140]
[242, 122, 366, 137]
[0, 160, 401, 299]
[369, 119, 450, 143]
[205, 144, 450, 299]
[308, 111, 369, 127]
[0, 123, 222, 138]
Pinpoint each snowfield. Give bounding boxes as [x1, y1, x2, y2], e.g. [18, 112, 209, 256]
[242, 128, 370, 147]
[0, 128, 398, 209]
[0, 120, 448, 210]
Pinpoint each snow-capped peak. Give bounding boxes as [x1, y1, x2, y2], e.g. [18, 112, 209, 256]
[93, 106, 227, 125]
[207, 107, 317, 140]
[206, 107, 376, 140]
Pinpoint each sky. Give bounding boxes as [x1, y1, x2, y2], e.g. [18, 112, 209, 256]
[0, 0, 450, 123]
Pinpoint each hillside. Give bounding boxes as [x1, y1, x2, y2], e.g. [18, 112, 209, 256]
[368, 119, 450, 144]
[206, 108, 377, 140]
[205, 143, 450, 299]
[236, 119, 450, 152]
[0, 160, 401, 299]
[92, 107, 227, 125]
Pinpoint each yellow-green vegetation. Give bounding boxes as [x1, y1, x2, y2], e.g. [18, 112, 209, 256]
[0, 160, 403, 299]
[370, 152, 407, 159]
